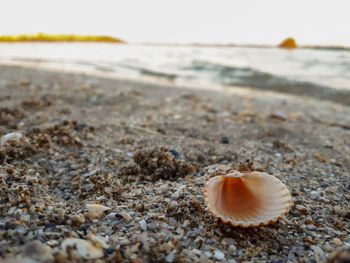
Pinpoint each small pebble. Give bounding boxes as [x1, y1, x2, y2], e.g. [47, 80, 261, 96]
[89, 234, 109, 248]
[71, 214, 85, 225]
[139, 219, 147, 231]
[168, 201, 179, 211]
[121, 212, 132, 222]
[107, 213, 123, 219]
[304, 216, 313, 224]
[165, 250, 176, 263]
[220, 136, 229, 144]
[327, 247, 350, 263]
[60, 238, 103, 259]
[270, 111, 287, 121]
[104, 248, 116, 254]
[334, 206, 350, 218]
[310, 191, 320, 199]
[295, 205, 308, 215]
[20, 79, 31, 86]
[86, 203, 110, 218]
[22, 240, 53, 262]
[0, 132, 23, 147]
[333, 238, 343, 246]
[192, 248, 201, 255]
[169, 149, 180, 159]
[214, 250, 225, 260]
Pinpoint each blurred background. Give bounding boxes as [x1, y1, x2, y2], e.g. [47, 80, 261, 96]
[0, 0, 349, 94]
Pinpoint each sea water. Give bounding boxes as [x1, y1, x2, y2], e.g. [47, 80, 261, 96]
[0, 43, 349, 91]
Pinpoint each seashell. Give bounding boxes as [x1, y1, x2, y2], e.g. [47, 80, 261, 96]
[60, 238, 103, 259]
[204, 170, 292, 227]
[0, 132, 23, 147]
[88, 233, 109, 248]
[86, 203, 110, 218]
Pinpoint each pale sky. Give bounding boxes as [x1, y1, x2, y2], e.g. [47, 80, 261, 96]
[1, 0, 349, 46]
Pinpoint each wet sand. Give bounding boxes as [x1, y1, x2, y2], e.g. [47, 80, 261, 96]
[1, 65, 350, 262]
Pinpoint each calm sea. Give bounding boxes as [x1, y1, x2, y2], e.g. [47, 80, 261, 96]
[0, 43, 349, 92]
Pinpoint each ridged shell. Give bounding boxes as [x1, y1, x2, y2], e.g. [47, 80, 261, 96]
[204, 170, 292, 227]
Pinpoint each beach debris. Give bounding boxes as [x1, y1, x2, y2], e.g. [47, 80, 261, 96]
[332, 238, 343, 246]
[70, 214, 86, 226]
[214, 250, 225, 260]
[0, 132, 35, 164]
[295, 204, 308, 215]
[22, 240, 54, 262]
[269, 111, 288, 121]
[327, 247, 350, 263]
[333, 206, 350, 218]
[205, 163, 232, 173]
[165, 250, 177, 263]
[139, 219, 148, 231]
[314, 155, 328, 163]
[0, 107, 25, 126]
[86, 203, 111, 218]
[0, 258, 39, 263]
[21, 98, 52, 110]
[273, 140, 294, 152]
[310, 190, 320, 199]
[279, 37, 298, 49]
[237, 159, 264, 172]
[123, 146, 195, 181]
[88, 233, 109, 248]
[0, 132, 24, 147]
[286, 112, 301, 121]
[311, 116, 350, 130]
[312, 245, 326, 263]
[204, 170, 292, 227]
[0, 120, 88, 163]
[121, 211, 132, 222]
[59, 238, 104, 260]
[243, 104, 254, 110]
[57, 208, 66, 219]
[220, 136, 229, 144]
[20, 79, 31, 86]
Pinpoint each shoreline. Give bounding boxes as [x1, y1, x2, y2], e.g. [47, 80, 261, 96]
[1, 65, 350, 262]
[1, 60, 350, 107]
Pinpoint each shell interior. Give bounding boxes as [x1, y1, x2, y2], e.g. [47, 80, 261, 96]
[204, 171, 292, 227]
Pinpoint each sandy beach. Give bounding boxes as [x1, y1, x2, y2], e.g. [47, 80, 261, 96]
[1, 65, 350, 262]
